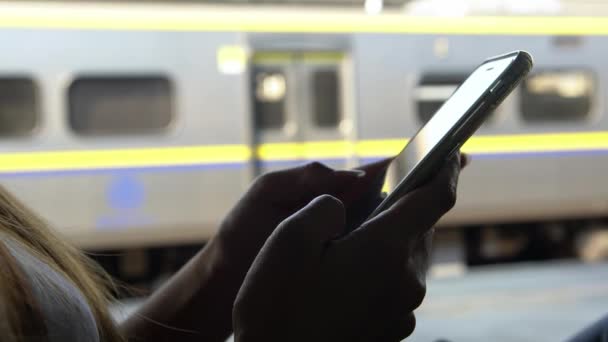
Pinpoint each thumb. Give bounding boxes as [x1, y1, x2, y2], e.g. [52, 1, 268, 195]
[234, 196, 345, 339]
[235, 195, 345, 325]
[244, 195, 345, 284]
[280, 194, 346, 247]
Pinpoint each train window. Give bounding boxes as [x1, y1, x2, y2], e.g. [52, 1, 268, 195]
[415, 73, 467, 125]
[416, 72, 500, 125]
[0, 78, 38, 136]
[520, 71, 594, 122]
[312, 69, 341, 128]
[252, 68, 287, 129]
[68, 76, 172, 135]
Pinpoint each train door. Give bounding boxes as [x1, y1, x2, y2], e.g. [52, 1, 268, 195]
[250, 51, 353, 175]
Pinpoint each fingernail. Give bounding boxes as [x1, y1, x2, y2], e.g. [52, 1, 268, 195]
[336, 169, 366, 178]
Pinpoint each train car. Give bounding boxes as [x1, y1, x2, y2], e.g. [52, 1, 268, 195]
[0, 1, 607, 252]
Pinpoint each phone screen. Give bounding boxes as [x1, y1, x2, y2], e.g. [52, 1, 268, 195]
[388, 55, 517, 195]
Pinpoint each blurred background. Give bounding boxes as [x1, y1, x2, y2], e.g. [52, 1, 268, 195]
[1, 0, 608, 340]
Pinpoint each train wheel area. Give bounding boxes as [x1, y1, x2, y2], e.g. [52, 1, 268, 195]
[107, 224, 608, 341]
[94, 218, 608, 298]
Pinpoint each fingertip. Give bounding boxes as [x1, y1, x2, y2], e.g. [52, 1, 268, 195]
[310, 194, 346, 215]
[308, 195, 346, 239]
[460, 152, 470, 169]
[278, 195, 346, 244]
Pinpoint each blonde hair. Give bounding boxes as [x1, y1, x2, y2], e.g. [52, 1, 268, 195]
[0, 186, 124, 341]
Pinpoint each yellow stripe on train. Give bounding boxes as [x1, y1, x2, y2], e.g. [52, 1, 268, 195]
[356, 131, 608, 157]
[0, 132, 606, 173]
[256, 141, 357, 160]
[0, 145, 251, 173]
[0, 4, 608, 36]
[462, 131, 608, 154]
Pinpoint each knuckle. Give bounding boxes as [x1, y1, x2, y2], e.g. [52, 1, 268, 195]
[411, 282, 427, 310]
[402, 313, 417, 338]
[440, 182, 457, 211]
[305, 161, 328, 171]
[401, 270, 427, 310]
[252, 171, 277, 189]
[302, 161, 333, 177]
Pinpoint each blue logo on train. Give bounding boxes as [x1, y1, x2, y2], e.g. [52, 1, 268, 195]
[107, 174, 145, 210]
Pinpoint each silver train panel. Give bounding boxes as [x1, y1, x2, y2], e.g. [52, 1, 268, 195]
[0, 25, 606, 247]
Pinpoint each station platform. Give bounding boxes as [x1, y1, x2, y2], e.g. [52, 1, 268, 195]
[110, 260, 608, 341]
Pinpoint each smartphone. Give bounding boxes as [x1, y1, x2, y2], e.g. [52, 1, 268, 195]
[367, 50, 533, 220]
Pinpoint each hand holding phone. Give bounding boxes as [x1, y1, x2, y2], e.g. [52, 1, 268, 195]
[368, 51, 533, 220]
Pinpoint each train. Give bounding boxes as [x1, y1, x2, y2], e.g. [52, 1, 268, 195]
[0, 1, 607, 252]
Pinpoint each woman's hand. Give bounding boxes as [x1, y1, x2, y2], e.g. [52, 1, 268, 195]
[233, 153, 464, 341]
[213, 159, 391, 284]
[121, 160, 390, 342]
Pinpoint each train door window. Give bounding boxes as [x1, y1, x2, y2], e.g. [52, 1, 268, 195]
[415, 73, 467, 125]
[312, 69, 341, 128]
[68, 76, 173, 135]
[252, 67, 287, 130]
[0, 78, 38, 136]
[520, 70, 595, 122]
